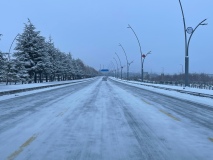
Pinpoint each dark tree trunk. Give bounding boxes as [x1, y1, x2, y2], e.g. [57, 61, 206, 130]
[46, 74, 48, 82]
[39, 73, 42, 83]
[34, 73, 37, 83]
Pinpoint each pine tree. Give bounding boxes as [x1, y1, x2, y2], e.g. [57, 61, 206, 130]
[66, 52, 74, 80]
[75, 59, 86, 79]
[14, 19, 50, 83]
[0, 52, 7, 82]
[13, 58, 30, 84]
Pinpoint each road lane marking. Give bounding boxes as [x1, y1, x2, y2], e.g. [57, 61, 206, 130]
[209, 137, 213, 142]
[56, 108, 69, 117]
[56, 112, 64, 117]
[7, 134, 38, 160]
[141, 98, 152, 105]
[133, 94, 138, 97]
[133, 93, 152, 106]
[159, 110, 180, 121]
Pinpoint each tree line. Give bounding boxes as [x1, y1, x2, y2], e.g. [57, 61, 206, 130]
[147, 73, 213, 85]
[110, 71, 213, 86]
[0, 20, 99, 85]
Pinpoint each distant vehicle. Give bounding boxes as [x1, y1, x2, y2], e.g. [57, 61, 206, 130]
[102, 76, 107, 81]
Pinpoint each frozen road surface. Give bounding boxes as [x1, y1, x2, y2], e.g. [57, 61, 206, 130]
[0, 77, 213, 160]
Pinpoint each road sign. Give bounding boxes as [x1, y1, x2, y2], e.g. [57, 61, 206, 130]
[100, 69, 109, 72]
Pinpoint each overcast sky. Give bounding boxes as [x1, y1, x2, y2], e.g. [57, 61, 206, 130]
[0, 0, 212, 74]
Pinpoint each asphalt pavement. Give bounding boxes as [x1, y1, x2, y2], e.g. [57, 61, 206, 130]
[0, 77, 212, 160]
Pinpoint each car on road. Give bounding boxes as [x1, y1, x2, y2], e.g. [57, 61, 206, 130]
[102, 76, 107, 81]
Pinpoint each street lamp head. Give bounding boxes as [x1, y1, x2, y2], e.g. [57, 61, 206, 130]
[127, 24, 131, 28]
[186, 27, 193, 34]
[201, 23, 208, 25]
[147, 51, 151, 55]
[143, 51, 151, 58]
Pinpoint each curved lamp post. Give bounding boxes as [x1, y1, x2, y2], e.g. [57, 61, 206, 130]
[6, 33, 19, 85]
[142, 51, 151, 82]
[127, 24, 150, 82]
[8, 33, 19, 60]
[178, 0, 207, 87]
[110, 61, 116, 77]
[113, 57, 119, 78]
[115, 52, 123, 79]
[119, 43, 133, 80]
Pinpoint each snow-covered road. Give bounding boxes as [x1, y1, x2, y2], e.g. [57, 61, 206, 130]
[0, 77, 212, 160]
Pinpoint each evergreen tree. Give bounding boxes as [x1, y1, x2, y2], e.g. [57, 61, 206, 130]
[75, 59, 86, 78]
[44, 37, 55, 81]
[2, 20, 97, 84]
[14, 19, 50, 83]
[13, 58, 30, 84]
[0, 52, 7, 82]
[66, 52, 74, 80]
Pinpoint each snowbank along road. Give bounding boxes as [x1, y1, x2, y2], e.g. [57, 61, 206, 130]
[0, 77, 213, 160]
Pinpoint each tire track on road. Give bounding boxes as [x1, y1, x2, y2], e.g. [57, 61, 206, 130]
[107, 81, 170, 160]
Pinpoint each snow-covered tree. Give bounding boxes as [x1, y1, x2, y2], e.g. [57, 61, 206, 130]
[6, 19, 98, 84]
[75, 58, 86, 78]
[65, 52, 74, 80]
[14, 19, 50, 83]
[43, 37, 56, 81]
[13, 58, 30, 84]
[0, 52, 7, 82]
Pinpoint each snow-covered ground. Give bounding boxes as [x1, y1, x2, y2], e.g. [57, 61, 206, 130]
[0, 78, 96, 102]
[111, 77, 213, 107]
[0, 77, 212, 159]
[0, 78, 94, 92]
[111, 77, 213, 94]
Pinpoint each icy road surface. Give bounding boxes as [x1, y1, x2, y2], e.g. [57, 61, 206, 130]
[0, 77, 213, 160]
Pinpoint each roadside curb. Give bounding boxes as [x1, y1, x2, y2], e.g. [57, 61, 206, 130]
[0, 79, 91, 96]
[112, 78, 213, 99]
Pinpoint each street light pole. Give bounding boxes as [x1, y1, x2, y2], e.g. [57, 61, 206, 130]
[141, 51, 151, 82]
[8, 33, 19, 60]
[111, 61, 116, 77]
[6, 33, 19, 85]
[187, 19, 207, 54]
[113, 57, 119, 78]
[115, 52, 123, 79]
[178, 0, 207, 87]
[127, 24, 149, 82]
[119, 43, 133, 80]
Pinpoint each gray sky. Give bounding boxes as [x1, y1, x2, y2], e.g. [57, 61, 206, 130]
[0, 0, 212, 74]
